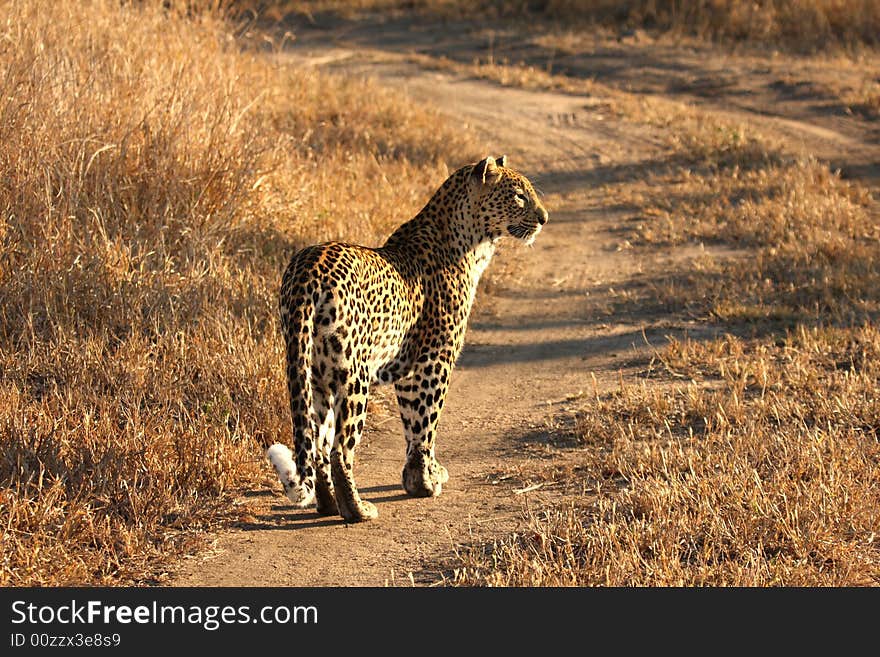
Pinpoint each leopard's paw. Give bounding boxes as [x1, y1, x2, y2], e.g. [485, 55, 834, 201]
[402, 458, 446, 498]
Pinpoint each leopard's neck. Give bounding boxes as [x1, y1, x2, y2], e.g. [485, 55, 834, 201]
[380, 166, 496, 277]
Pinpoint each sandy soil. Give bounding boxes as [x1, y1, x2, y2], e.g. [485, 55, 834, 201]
[170, 16, 878, 586]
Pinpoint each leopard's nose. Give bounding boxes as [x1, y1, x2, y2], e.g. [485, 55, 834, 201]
[537, 207, 548, 225]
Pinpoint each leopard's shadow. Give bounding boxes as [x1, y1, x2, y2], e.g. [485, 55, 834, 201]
[237, 484, 410, 530]
[235, 513, 341, 531]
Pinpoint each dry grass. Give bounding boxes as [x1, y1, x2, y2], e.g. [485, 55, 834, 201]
[0, 0, 475, 585]
[451, 84, 880, 585]
[843, 80, 880, 119]
[453, 326, 880, 585]
[619, 116, 879, 327]
[275, 0, 880, 50]
[538, 0, 880, 49]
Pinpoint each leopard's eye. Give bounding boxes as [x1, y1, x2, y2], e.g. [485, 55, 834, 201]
[513, 189, 526, 207]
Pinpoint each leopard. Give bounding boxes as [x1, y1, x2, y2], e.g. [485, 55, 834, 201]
[266, 155, 548, 522]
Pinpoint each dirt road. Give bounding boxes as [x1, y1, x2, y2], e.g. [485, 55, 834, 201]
[171, 17, 877, 586]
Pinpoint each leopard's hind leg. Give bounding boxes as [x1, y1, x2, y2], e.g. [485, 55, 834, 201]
[330, 364, 377, 522]
[313, 388, 338, 516]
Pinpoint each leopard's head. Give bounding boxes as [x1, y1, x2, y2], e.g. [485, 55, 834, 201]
[469, 155, 548, 245]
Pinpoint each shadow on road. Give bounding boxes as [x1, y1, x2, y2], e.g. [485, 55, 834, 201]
[235, 485, 413, 531]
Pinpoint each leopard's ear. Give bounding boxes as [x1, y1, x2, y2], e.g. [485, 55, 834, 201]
[471, 156, 501, 185]
[495, 154, 507, 168]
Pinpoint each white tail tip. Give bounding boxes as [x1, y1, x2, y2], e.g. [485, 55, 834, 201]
[266, 443, 314, 508]
[266, 443, 294, 472]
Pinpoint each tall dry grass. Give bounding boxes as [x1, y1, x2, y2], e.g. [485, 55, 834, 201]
[539, 0, 880, 47]
[282, 0, 880, 49]
[0, 0, 474, 585]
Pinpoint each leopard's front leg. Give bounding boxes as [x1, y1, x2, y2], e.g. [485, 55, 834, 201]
[395, 354, 452, 497]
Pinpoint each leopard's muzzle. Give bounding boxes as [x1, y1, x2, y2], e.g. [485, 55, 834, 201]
[507, 207, 548, 245]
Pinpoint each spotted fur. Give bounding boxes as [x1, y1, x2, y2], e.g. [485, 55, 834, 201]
[268, 156, 548, 522]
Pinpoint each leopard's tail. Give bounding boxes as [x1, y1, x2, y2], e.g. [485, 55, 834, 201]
[267, 277, 318, 508]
